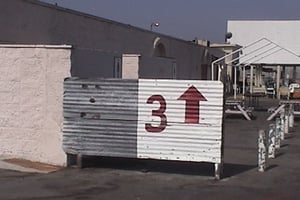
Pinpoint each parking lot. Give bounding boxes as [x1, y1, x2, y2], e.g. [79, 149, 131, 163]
[1, 99, 300, 200]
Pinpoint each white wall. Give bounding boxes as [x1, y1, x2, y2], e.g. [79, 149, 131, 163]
[227, 20, 300, 65]
[0, 45, 71, 166]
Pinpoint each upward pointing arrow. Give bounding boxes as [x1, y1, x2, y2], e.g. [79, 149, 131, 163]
[177, 85, 207, 124]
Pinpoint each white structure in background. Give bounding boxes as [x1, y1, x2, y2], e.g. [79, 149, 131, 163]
[0, 45, 71, 166]
[227, 20, 300, 65]
[227, 20, 300, 99]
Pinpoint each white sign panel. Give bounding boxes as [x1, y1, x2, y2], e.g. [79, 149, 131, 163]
[137, 79, 224, 163]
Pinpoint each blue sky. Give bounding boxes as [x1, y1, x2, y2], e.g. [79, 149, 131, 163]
[41, 0, 300, 43]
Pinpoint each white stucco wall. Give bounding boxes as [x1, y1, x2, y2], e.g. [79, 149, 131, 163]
[0, 45, 71, 166]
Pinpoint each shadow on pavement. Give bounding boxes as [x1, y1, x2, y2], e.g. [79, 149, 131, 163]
[225, 114, 257, 120]
[80, 156, 256, 178]
[266, 164, 278, 171]
[223, 163, 257, 178]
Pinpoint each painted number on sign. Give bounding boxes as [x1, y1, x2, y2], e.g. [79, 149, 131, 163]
[145, 95, 167, 133]
[145, 85, 207, 133]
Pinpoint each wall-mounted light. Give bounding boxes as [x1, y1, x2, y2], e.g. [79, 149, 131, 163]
[150, 22, 160, 31]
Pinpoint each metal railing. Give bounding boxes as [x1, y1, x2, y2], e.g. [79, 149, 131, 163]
[258, 106, 294, 172]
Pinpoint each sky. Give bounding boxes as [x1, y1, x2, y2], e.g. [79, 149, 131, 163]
[40, 0, 300, 43]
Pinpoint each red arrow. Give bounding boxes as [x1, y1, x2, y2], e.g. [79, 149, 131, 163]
[177, 85, 207, 124]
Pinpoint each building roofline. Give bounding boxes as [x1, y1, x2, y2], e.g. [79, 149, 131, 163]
[210, 43, 241, 48]
[228, 19, 300, 22]
[25, 0, 201, 47]
[0, 44, 72, 49]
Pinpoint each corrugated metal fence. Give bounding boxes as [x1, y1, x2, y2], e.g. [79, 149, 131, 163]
[63, 78, 224, 178]
[63, 78, 139, 158]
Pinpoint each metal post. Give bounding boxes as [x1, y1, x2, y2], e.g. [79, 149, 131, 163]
[218, 64, 222, 81]
[289, 104, 294, 128]
[234, 65, 237, 99]
[268, 124, 276, 159]
[255, 66, 259, 86]
[250, 65, 254, 94]
[277, 65, 281, 99]
[280, 111, 285, 140]
[211, 63, 214, 80]
[258, 130, 267, 172]
[77, 154, 83, 169]
[284, 109, 289, 134]
[275, 118, 281, 149]
[214, 163, 222, 180]
[66, 153, 77, 167]
[242, 65, 246, 99]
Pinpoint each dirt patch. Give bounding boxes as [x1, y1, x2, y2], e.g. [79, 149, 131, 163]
[3, 158, 63, 172]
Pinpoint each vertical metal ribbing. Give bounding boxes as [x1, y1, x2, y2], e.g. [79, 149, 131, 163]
[63, 78, 139, 158]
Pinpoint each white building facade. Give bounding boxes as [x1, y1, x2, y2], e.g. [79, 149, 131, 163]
[227, 20, 300, 97]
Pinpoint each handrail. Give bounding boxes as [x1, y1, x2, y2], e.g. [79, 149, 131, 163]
[211, 37, 300, 80]
[211, 38, 269, 80]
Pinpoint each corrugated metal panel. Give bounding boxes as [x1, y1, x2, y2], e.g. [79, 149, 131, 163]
[137, 79, 224, 163]
[63, 78, 224, 165]
[63, 78, 139, 158]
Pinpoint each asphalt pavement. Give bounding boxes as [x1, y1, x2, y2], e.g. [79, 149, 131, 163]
[1, 98, 300, 200]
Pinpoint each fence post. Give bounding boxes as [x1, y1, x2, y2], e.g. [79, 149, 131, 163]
[214, 163, 223, 180]
[258, 130, 267, 172]
[268, 124, 276, 158]
[284, 108, 289, 134]
[289, 104, 294, 128]
[275, 118, 281, 149]
[280, 111, 285, 140]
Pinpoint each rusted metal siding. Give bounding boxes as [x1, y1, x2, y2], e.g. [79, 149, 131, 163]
[63, 78, 138, 158]
[137, 79, 224, 163]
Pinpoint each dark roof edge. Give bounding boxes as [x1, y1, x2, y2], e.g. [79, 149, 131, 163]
[25, 0, 202, 47]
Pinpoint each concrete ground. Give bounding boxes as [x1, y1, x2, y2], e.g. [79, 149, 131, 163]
[1, 97, 300, 200]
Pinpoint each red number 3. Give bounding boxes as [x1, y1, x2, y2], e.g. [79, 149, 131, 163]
[145, 95, 167, 133]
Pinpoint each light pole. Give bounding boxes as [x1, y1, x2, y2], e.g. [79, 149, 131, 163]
[150, 22, 160, 31]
